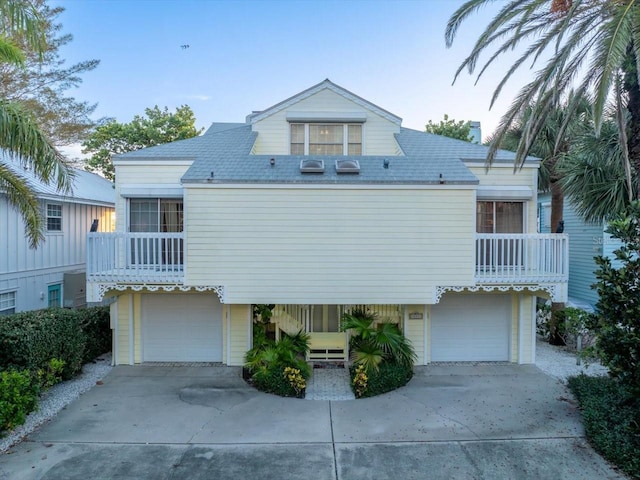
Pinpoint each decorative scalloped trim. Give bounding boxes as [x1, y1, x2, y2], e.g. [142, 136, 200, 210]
[96, 284, 225, 302]
[434, 284, 558, 303]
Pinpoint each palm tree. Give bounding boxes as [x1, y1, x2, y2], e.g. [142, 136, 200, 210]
[445, 0, 640, 200]
[0, 0, 73, 247]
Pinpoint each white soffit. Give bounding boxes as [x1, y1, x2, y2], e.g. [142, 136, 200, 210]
[476, 186, 532, 200]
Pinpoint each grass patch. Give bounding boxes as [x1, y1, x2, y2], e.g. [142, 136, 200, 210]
[568, 375, 640, 478]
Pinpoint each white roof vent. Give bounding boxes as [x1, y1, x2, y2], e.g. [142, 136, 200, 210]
[335, 159, 360, 174]
[300, 159, 324, 173]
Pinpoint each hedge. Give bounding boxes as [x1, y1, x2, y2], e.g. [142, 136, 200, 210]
[0, 306, 111, 379]
[351, 361, 413, 398]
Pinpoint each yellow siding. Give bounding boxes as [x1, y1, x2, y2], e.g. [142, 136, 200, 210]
[116, 294, 130, 365]
[519, 295, 534, 363]
[511, 293, 519, 363]
[185, 187, 475, 304]
[405, 305, 425, 365]
[229, 304, 250, 366]
[134, 293, 141, 363]
[251, 89, 401, 156]
[114, 163, 190, 231]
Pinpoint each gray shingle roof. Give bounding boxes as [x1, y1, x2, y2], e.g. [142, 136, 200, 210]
[2, 153, 115, 205]
[113, 123, 532, 185]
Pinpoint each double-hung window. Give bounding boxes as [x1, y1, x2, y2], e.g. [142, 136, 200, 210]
[46, 204, 62, 232]
[0, 291, 16, 316]
[290, 123, 362, 155]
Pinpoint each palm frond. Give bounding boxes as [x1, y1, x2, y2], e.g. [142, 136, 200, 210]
[0, 162, 42, 247]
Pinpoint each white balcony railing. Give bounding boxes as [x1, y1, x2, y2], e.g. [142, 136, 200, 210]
[87, 232, 184, 283]
[475, 233, 568, 283]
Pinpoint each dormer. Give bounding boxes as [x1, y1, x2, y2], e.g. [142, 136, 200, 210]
[249, 80, 403, 156]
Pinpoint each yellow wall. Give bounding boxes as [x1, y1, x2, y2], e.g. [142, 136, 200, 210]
[228, 304, 251, 366]
[251, 88, 402, 156]
[114, 163, 190, 231]
[405, 304, 426, 365]
[468, 164, 538, 233]
[185, 186, 476, 304]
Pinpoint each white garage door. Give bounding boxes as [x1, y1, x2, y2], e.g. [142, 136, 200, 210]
[431, 294, 511, 362]
[142, 293, 223, 362]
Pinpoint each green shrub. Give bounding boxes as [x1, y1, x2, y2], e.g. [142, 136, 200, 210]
[592, 201, 640, 394]
[0, 370, 39, 432]
[244, 329, 310, 397]
[77, 306, 111, 362]
[36, 358, 66, 390]
[0, 308, 85, 379]
[350, 361, 413, 398]
[568, 375, 640, 478]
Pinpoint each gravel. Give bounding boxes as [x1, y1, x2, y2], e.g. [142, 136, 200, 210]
[0, 339, 609, 453]
[0, 353, 113, 453]
[535, 336, 609, 382]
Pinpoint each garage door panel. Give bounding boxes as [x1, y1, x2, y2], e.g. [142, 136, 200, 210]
[431, 294, 510, 362]
[142, 294, 222, 362]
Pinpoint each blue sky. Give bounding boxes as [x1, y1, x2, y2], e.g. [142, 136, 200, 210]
[56, 0, 532, 157]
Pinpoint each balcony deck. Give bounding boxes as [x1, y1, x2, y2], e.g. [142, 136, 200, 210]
[87, 232, 568, 285]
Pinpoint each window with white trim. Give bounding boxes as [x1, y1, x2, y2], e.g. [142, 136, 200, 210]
[129, 198, 183, 233]
[46, 204, 62, 232]
[476, 201, 524, 233]
[0, 291, 16, 316]
[290, 123, 362, 155]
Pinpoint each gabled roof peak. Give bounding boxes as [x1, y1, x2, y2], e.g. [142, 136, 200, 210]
[247, 79, 402, 126]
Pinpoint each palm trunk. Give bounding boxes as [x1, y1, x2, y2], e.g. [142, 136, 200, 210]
[548, 163, 566, 345]
[623, 51, 640, 200]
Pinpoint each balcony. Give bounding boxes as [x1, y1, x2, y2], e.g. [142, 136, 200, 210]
[87, 232, 184, 283]
[475, 233, 568, 283]
[87, 232, 568, 286]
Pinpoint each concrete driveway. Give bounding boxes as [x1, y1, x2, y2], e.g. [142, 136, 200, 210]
[0, 364, 624, 480]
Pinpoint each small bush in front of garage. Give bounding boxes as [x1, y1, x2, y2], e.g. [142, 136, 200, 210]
[342, 308, 416, 398]
[244, 327, 311, 398]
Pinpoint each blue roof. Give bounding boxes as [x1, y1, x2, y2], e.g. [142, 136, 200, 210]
[116, 123, 529, 185]
[2, 153, 115, 205]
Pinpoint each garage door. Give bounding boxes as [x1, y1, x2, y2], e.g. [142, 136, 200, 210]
[142, 293, 223, 362]
[431, 294, 511, 362]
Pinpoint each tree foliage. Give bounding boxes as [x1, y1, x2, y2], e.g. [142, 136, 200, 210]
[592, 200, 640, 395]
[0, 0, 73, 248]
[82, 105, 203, 180]
[445, 0, 640, 199]
[0, 0, 98, 146]
[425, 114, 473, 142]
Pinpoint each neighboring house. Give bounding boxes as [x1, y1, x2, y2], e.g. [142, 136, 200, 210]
[538, 194, 621, 310]
[86, 80, 568, 366]
[0, 155, 115, 314]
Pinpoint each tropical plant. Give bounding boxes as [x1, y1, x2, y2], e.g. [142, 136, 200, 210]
[445, 0, 640, 201]
[558, 118, 637, 223]
[0, 0, 73, 248]
[341, 309, 416, 371]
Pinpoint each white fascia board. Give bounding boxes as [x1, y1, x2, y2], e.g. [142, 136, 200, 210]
[286, 111, 368, 123]
[113, 159, 194, 167]
[120, 184, 183, 198]
[476, 185, 533, 200]
[37, 194, 115, 207]
[184, 183, 477, 191]
[464, 159, 540, 168]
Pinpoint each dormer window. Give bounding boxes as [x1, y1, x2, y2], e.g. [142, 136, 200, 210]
[290, 123, 362, 155]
